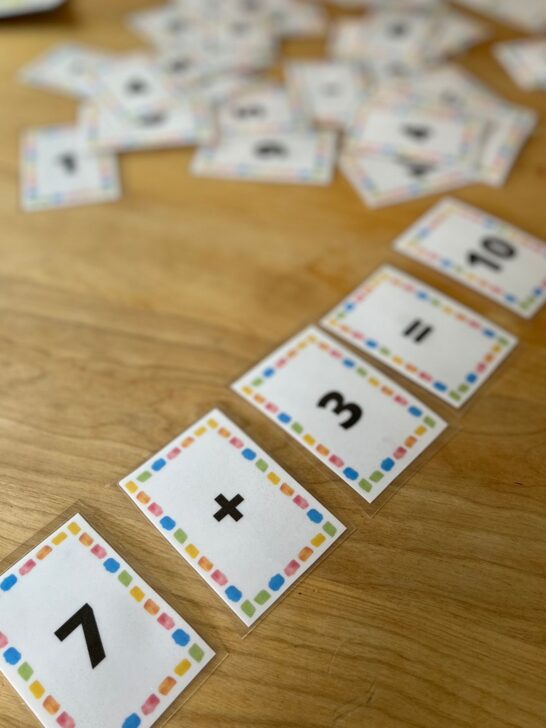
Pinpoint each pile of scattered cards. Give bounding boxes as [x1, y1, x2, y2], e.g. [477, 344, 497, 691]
[2, 191, 545, 726]
[17, 0, 540, 210]
[6, 2, 546, 722]
[494, 38, 546, 92]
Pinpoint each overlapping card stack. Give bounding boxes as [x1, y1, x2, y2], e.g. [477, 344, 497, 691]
[17, 0, 539, 210]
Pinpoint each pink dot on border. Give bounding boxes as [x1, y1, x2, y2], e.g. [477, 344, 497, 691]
[158, 613, 175, 630]
[19, 559, 36, 576]
[57, 713, 75, 728]
[142, 694, 160, 716]
[91, 545, 107, 559]
[212, 570, 228, 586]
[284, 560, 300, 577]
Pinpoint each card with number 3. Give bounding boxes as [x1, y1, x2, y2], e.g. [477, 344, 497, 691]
[119, 410, 345, 627]
[233, 326, 447, 504]
[394, 198, 546, 318]
[0, 514, 215, 728]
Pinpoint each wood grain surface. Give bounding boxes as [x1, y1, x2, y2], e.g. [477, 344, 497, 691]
[0, 2, 545, 726]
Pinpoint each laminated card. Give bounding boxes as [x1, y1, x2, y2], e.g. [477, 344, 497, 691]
[232, 326, 447, 504]
[0, 514, 215, 728]
[119, 410, 345, 627]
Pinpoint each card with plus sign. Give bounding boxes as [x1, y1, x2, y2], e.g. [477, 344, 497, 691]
[232, 326, 447, 504]
[322, 266, 518, 408]
[118, 410, 345, 627]
[0, 514, 215, 728]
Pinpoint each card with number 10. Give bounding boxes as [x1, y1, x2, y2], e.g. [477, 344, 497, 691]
[394, 198, 546, 318]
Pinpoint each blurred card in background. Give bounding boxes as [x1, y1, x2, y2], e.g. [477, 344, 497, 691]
[0, 0, 65, 19]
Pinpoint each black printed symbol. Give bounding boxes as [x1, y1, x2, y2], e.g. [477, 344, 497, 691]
[402, 124, 432, 141]
[388, 62, 408, 76]
[322, 81, 341, 96]
[254, 141, 289, 158]
[169, 58, 191, 74]
[317, 391, 363, 430]
[231, 21, 250, 35]
[57, 153, 77, 174]
[168, 18, 187, 33]
[235, 104, 265, 119]
[55, 604, 106, 669]
[388, 21, 408, 37]
[126, 78, 148, 94]
[467, 236, 516, 272]
[440, 91, 461, 107]
[403, 319, 433, 343]
[138, 111, 166, 126]
[243, 0, 261, 12]
[214, 494, 244, 522]
[401, 159, 434, 177]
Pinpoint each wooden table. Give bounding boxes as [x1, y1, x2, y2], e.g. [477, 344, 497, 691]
[1, 2, 545, 726]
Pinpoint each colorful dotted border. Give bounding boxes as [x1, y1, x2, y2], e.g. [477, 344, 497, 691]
[340, 153, 471, 208]
[192, 131, 336, 185]
[395, 198, 546, 315]
[21, 125, 119, 211]
[324, 267, 515, 404]
[481, 108, 537, 185]
[122, 414, 339, 622]
[0, 518, 208, 728]
[285, 62, 370, 129]
[348, 109, 483, 166]
[83, 97, 215, 151]
[234, 329, 441, 498]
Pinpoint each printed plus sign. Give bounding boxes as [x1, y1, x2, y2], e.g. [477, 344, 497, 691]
[213, 493, 244, 522]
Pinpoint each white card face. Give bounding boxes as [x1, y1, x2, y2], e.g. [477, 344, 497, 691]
[191, 132, 336, 185]
[348, 108, 481, 164]
[426, 10, 490, 60]
[0, 0, 63, 17]
[494, 39, 546, 91]
[340, 152, 474, 208]
[455, 0, 546, 32]
[375, 64, 498, 116]
[478, 107, 537, 187]
[274, 0, 327, 37]
[394, 198, 546, 318]
[118, 410, 345, 627]
[0, 514, 215, 728]
[127, 5, 201, 47]
[286, 61, 368, 128]
[360, 11, 436, 61]
[232, 326, 447, 504]
[322, 266, 518, 408]
[80, 100, 214, 152]
[217, 85, 302, 135]
[18, 44, 116, 99]
[192, 72, 256, 107]
[20, 125, 121, 212]
[91, 56, 172, 121]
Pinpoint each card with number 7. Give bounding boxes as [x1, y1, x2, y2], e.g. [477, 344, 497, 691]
[393, 197, 546, 319]
[0, 513, 215, 728]
[232, 326, 447, 505]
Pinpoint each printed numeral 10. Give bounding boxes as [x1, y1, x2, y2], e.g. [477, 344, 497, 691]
[467, 236, 516, 272]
